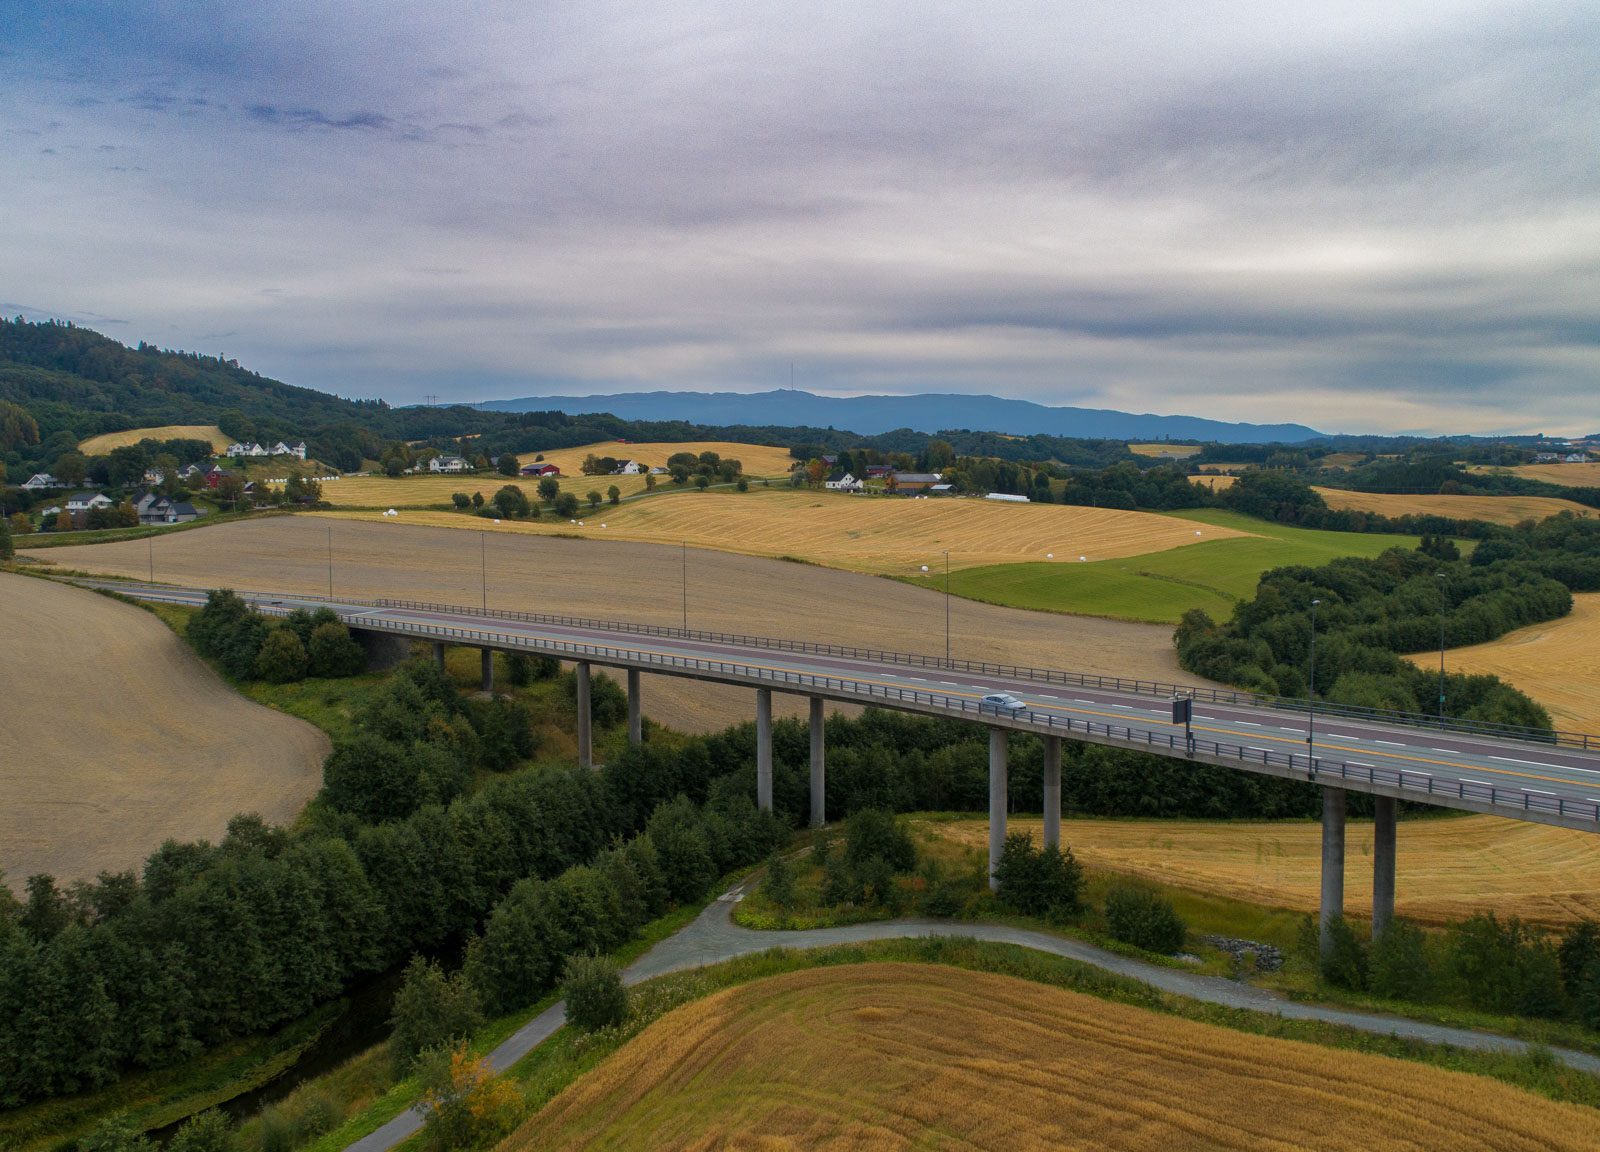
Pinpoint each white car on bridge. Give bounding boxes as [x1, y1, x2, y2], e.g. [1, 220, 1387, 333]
[979, 692, 1028, 716]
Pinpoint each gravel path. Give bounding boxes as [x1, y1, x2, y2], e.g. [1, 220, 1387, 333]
[344, 880, 1600, 1152]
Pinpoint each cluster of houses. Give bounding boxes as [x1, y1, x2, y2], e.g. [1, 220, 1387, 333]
[818, 459, 951, 496]
[1533, 450, 1594, 464]
[34, 490, 206, 530]
[226, 440, 308, 459]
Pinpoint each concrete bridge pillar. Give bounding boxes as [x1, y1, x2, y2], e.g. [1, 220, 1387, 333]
[809, 696, 826, 828]
[1319, 785, 1347, 959]
[1043, 735, 1062, 850]
[627, 669, 642, 746]
[756, 689, 774, 812]
[989, 728, 1009, 892]
[1373, 795, 1397, 938]
[575, 661, 593, 771]
[432, 641, 446, 672]
[480, 648, 494, 693]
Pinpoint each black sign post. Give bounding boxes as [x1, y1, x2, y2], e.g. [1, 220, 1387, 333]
[1171, 695, 1194, 749]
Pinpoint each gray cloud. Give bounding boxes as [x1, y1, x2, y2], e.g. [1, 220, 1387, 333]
[1, 0, 1597, 433]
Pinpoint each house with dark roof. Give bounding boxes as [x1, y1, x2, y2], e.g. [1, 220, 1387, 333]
[520, 462, 561, 477]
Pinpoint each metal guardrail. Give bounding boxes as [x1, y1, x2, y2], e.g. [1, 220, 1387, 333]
[355, 595, 1599, 752]
[239, 598, 1600, 828]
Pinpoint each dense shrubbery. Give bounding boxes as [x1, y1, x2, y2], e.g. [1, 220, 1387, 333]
[1103, 885, 1187, 954]
[993, 833, 1084, 920]
[188, 591, 366, 684]
[1306, 914, 1600, 1028]
[1176, 516, 1600, 727]
[560, 955, 629, 1033]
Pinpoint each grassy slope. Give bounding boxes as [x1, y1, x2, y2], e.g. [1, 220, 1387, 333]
[904, 509, 1422, 624]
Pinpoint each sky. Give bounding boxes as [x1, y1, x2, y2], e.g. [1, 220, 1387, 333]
[2, 2, 1597, 435]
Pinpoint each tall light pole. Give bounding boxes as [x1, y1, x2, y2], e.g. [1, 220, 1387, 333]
[681, 540, 688, 630]
[1307, 598, 1321, 766]
[1436, 571, 1448, 719]
[326, 523, 333, 599]
[481, 530, 487, 611]
[943, 549, 951, 661]
[148, 534, 154, 584]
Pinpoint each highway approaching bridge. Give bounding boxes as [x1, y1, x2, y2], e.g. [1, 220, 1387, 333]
[92, 579, 1600, 956]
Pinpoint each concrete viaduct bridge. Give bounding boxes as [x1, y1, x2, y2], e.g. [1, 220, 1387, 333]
[97, 581, 1600, 956]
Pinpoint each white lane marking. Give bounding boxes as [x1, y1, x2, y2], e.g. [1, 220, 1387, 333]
[1073, 699, 1095, 705]
[1238, 721, 1260, 727]
[1492, 755, 1560, 768]
[1112, 704, 1133, 710]
[1431, 748, 1458, 754]
[1463, 779, 1496, 787]
[1345, 762, 1376, 768]
[1248, 747, 1274, 753]
[1375, 740, 1405, 747]
[1325, 733, 1360, 741]
[1525, 789, 1558, 796]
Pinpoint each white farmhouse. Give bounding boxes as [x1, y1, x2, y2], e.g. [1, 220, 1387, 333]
[614, 460, 644, 475]
[824, 472, 864, 492]
[21, 473, 61, 490]
[429, 455, 472, 474]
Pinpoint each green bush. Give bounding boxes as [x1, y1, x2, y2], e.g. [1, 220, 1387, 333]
[843, 808, 915, 874]
[761, 852, 795, 908]
[167, 1110, 235, 1152]
[187, 588, 267, 679]
[1318, 915, 1368, 990]
[1447, 913, 1565, 1018]
[390, 955, 483, 1075]
[562, 954, 628, 1032]
[308, 619, 365, 677]
[1369, 920, 1434, 1001]
[80, 1118, 154, 1152]
[1103, 885, 1187, 954]
[253, 627, 309, 683]
[994, 833, 1084, 919]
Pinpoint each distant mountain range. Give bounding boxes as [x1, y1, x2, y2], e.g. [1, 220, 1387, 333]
[474, 389, 1324, 443]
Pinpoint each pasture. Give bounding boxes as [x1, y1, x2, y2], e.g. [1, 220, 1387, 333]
[1471, 462, 1600, 488]
[925, 814, 1600, 927]
[78, 424, 231, 455]
[1128, 441, 1201, 458]
[0, 573, 328, 892]
[1314, 487, 1593, 525]
[920, 509, 1419, 624]
[322, 439, 796, 508]
[25, 515, 1195, 733]
[515, 963, 1596, 1151]
[314, 487, 1251, 575]
[1404, 592, 1600, 735]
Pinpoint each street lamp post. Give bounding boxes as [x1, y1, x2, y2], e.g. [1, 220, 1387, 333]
[1307, 598, 1322, 768]
[326, 524, 333, 599]
[681, 540, 687, 630]
[481, 530, 487, 611]
[1436, 571, 1447, 719]
[943, 549, 951, 661]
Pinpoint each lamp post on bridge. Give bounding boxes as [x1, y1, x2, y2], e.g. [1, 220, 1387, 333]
[1307, 598, 1321, 770]
[1436, 570, 1448, 720]
[943, 549, 951, 661]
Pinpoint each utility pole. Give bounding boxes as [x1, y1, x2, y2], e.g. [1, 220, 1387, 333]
[943, 549, 951, 661]
[1436, 571, 1448, 719]
[327, 523, 333, 599]
[1307, 598, 1321, 768]
[681, 540, 688, 629]
[148, 534, 154, 583]
[481, 530, 487, 611]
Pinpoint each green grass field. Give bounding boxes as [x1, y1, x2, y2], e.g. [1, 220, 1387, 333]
[905, 510, 1425, 624]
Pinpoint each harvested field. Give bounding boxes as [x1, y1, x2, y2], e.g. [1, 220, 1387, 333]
[517, 963, 1596, 1151]
[1404, 593, 1600, 735]
[1313, 487, 1593, 525]
[1470, 463, 1600, 488]
[314, 488, 1251, 575]
[78, 424, 232, 455]
[24, 516, 1198, 733]
[926, 814, 1600, 927]
[1128, 442, 1201, 458]
[1197, 462, 1249, 472]
[1190, 473, 1236, 491]
[0, 573, 328, 893]
[322, 439, 794, 509]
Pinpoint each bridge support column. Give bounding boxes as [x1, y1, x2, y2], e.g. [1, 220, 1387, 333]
[1042, 735, 1062, 850]
[809, 696, 826, 828]
[1319, 785, 1347, 959]
[480, 648, 493, 693]
[432, 642, 446, 672]
[575, 662, 593, 771]
[627, 669, 642, 746]
[1372, 795, 1396, 939]
[989, 728, 1008, 892]
[756, 689, 773, 812]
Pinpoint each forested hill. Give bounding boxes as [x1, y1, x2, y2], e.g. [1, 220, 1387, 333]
[0, 317, 383, 438]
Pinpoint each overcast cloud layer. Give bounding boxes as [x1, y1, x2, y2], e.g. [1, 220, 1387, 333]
[2, 1, 1597, 434]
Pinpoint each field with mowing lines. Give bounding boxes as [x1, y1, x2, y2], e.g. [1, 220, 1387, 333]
[1314, 487, 1594, 525]
[1470, 462, 1600, 488]
[78, 424, 231, 454]
[1404, 593, 1600, 735]
[916, 509, 1419, 624]
[321, 439, 794, 508]
[1129, 441, 1201, 458]
[314, 487, 1250, 575]
[925, 814, 1600, 927]
[0, 573, 328, 893]
[27, 515, 1195, 733]
[1191, 473, 1237, 491]
[516, 963, 1596, 1151]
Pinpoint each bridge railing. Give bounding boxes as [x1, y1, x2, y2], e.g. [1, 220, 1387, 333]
[255, 602, 1600, 829]
[353, 594, 1598, 752]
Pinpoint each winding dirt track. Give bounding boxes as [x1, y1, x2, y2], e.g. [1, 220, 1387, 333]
[26, 516, 1195, 732]
[0, 573, 328, 892]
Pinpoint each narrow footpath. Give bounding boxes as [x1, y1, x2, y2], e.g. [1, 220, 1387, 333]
[345, 881, 1600, 1152]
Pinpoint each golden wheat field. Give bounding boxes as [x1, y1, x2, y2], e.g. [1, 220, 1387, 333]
[1190, 473, 1237, 491]
[321, 440, 795, 507]
[1129, 442, 1201, 458]
[926, 815, 1600, 926]
[25, 516, 1195, 732]
[0, 573, 328, 893]
[1313, 487, 1594, 526]
[78, 424, 232, 455]
[315, 487, 1249, 575]
[1403, 593, 1600, 735]
[515, 963, 1597, 1152]
[1470, 463, 1600, 488]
